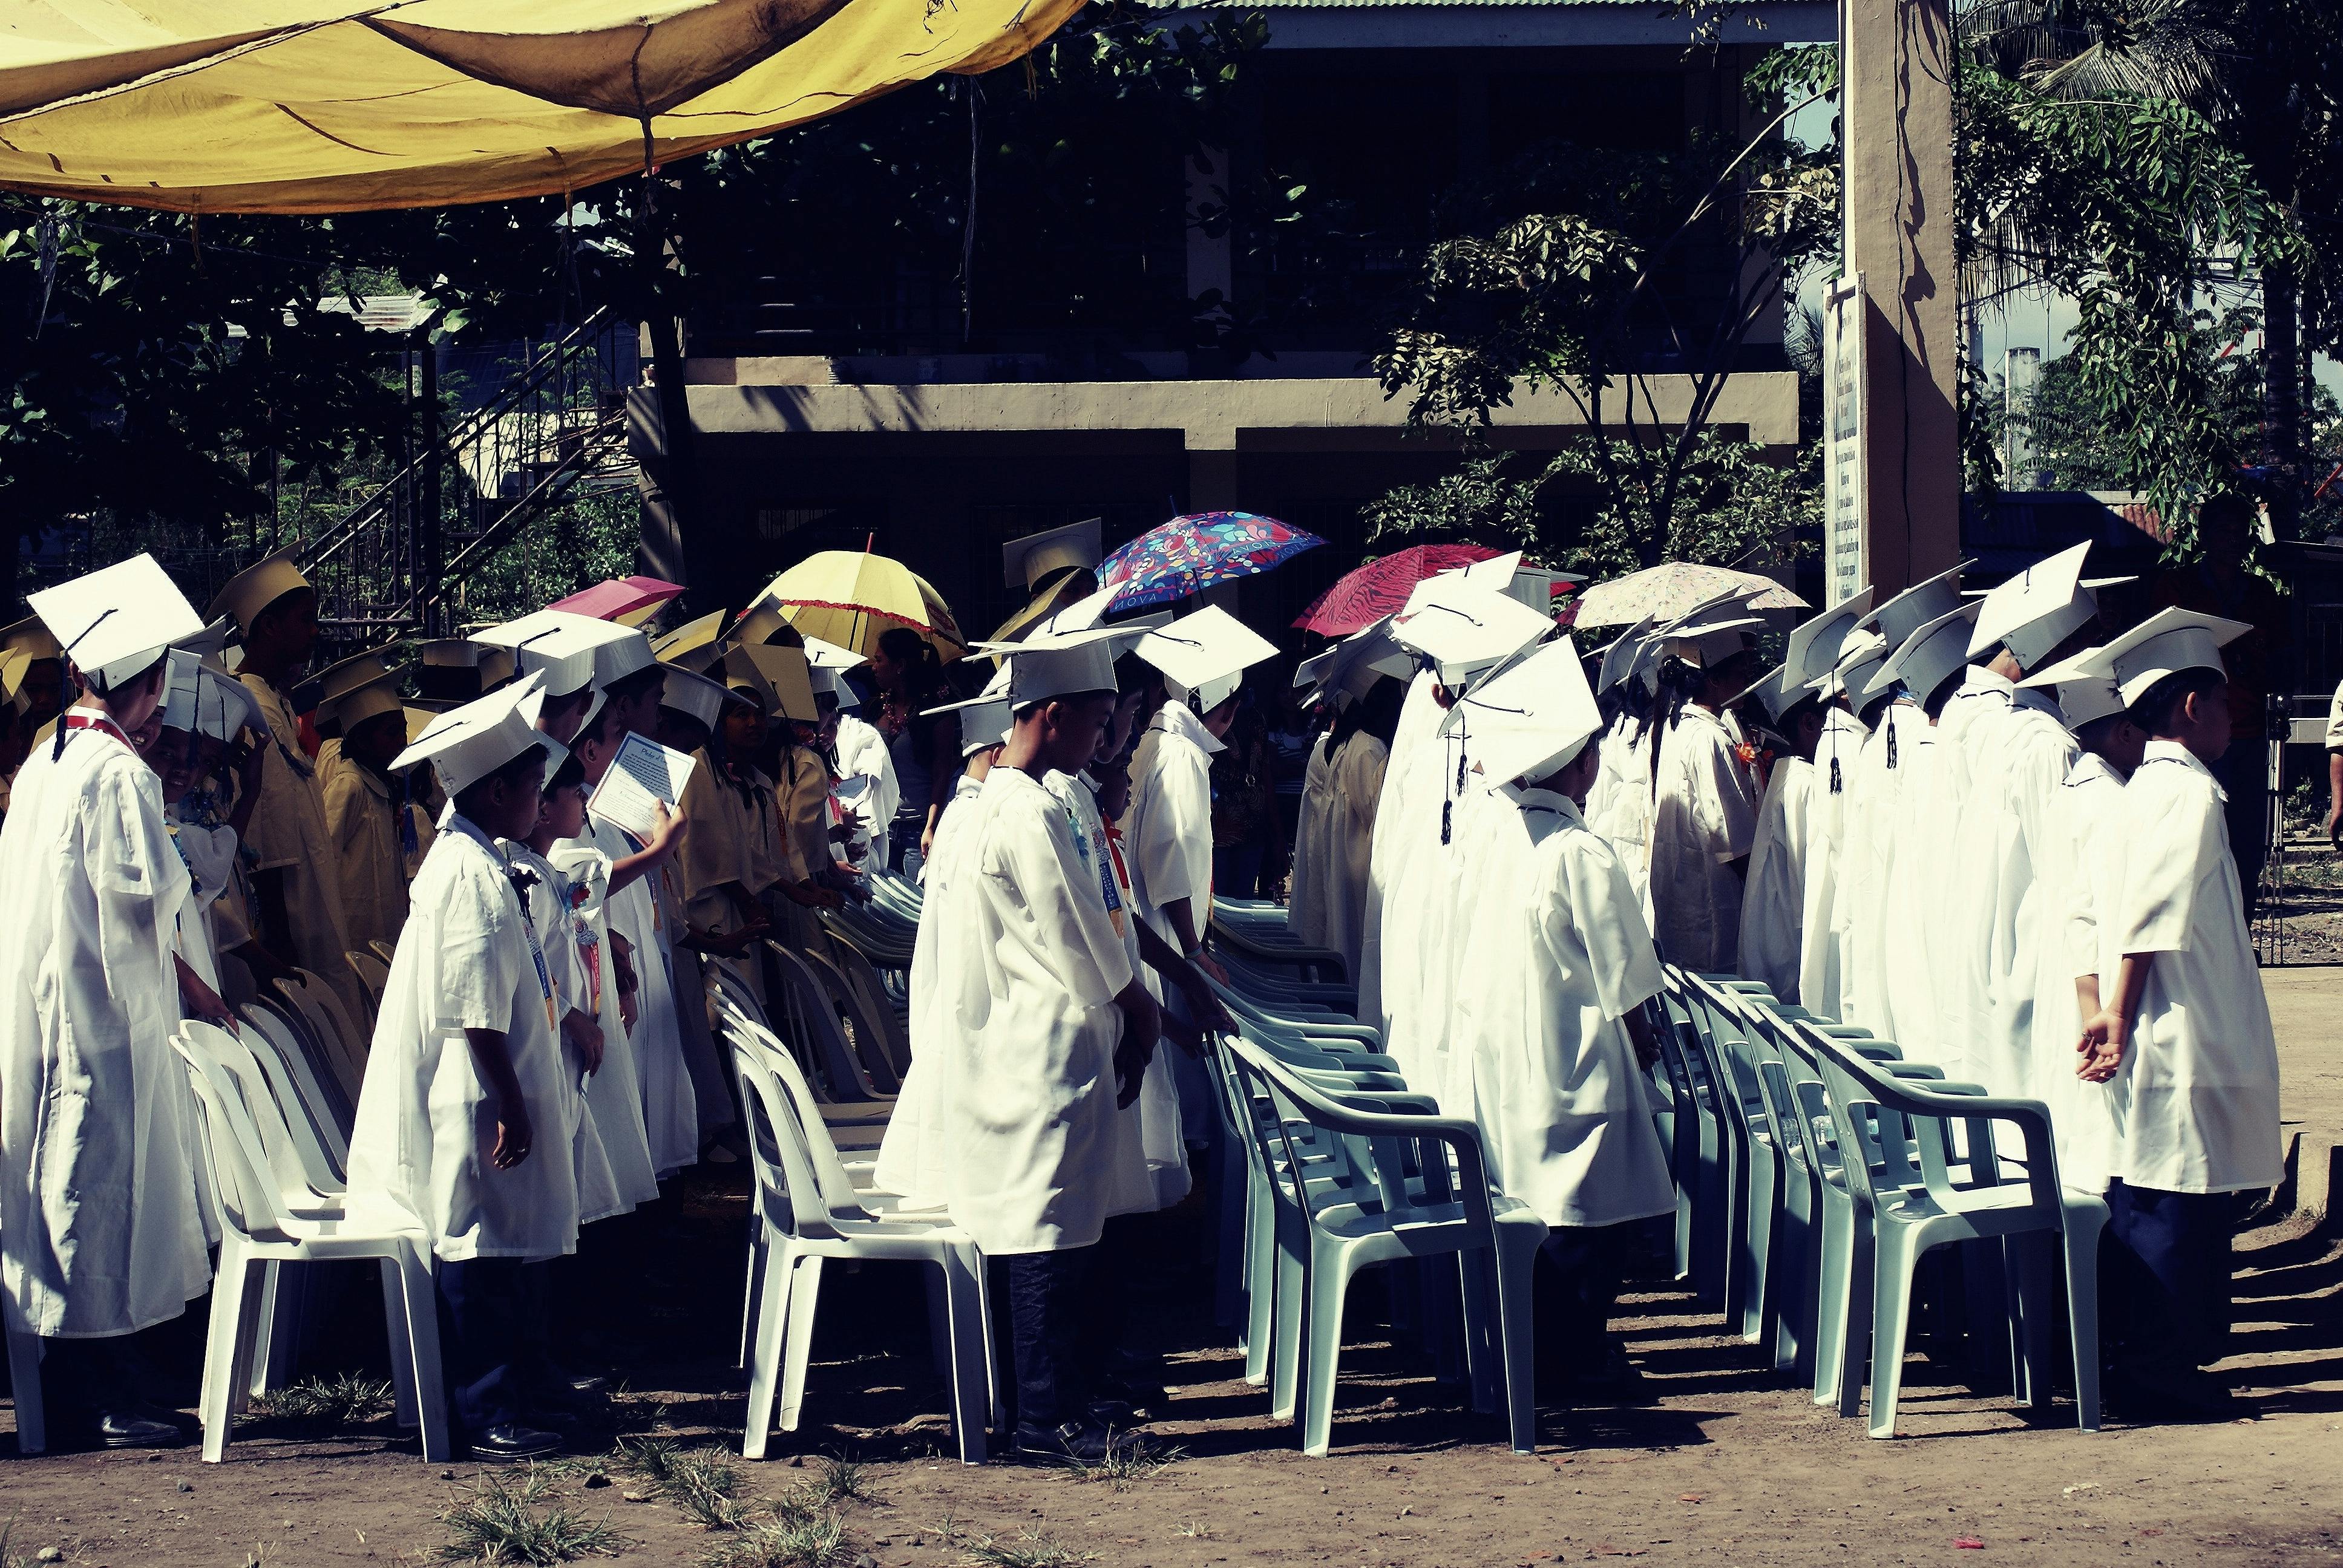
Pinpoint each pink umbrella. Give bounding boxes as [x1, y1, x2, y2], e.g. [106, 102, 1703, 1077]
[548, 575, 686, 625]
[1293, 544, 1501, 638]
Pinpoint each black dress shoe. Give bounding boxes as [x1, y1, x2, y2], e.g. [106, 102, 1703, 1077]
[91, 1410, 185, 1449]
[566, 1373, 611, 1397]
[1096, 1370, 1167, 1418]
[468, 1422, 563, 1462]
[1012, 1419, 1136, 1466]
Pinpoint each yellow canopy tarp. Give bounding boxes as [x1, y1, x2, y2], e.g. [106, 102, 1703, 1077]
[0, 0, 1082, 214]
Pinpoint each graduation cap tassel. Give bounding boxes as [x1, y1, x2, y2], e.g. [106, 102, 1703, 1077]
[1886, 720, 1898, 769]
[1829, 754, 1841, 794]
[1441, 796, 1452, 846]
[400, 771, 419, 858]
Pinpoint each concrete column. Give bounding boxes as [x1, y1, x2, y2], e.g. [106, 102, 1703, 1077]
[1841, 0, 1962, 592]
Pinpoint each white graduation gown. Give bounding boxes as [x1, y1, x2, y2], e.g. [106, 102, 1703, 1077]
[2028, 751, 2125, 1193]
[1406, 719, 1502, 1117]
[1650, 705, 1758, 972]
[544, 835, 660, 1212]
[1737, 755, 1812, 1002]
[342, 814, 580, 1262]
[0, 720, 211, 1338]
[1834, 701, 1919, 1040]
[1054, 769, 1185, 1214]
[1356, 670, 1443, 1042]
[874, 771, 983, 1209]
[2103, 742, 2282, 1194]
[1287, 737, 1335, 947]
[934, 768, 1138, 1254]
[1320, 731, 1388, 984]
[1452, 788, 1674, 1230]
[505, 843, 628, 1226]
[1584, 715, 1659, 920]
[571, 811, 696, 1177]
[1951, 688, 2078, 1100]
[1795, 708, 1866, 1019]
[1876, 717, 1951, 1067]
[834, 712, 900, 868]
[1124, 701, 1221, 955]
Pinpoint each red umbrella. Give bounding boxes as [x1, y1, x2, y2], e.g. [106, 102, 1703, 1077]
[1293, 544, 1501, 638]
[548, 575, 686, 626]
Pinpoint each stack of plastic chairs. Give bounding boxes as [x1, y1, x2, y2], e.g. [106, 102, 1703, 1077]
[1659, 968, 2106, 1437]
[710, 993, 998, 1463]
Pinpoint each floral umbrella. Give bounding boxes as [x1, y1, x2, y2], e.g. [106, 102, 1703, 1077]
[1098, 512, 1325, 610]
[1567, 561, 1806, 630]
[1292, 543, 1501, 638]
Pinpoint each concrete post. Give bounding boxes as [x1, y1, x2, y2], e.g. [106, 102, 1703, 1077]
[1841, 0, 1962, 592]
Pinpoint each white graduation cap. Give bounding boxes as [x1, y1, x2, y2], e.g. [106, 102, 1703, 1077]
[2073, 607, 2252, 707]
[1133, 605, 1279, 713]
[474, 610, 615, 699]
[1732, 664, 1808, 726]
[1391, 578, 1553, 688]
[1966, 541, 2134, 667]
[1784, 587, 1875, 691]
[1594, 615, 1657, 694]
[1859, 560, 1975, 651]
[1815, 628, 1889, 701]
[954, 626, 1124, 710]
[392, 672, 552, 798]
[801, 635, 867, 672]
[2016, 647, 2129, 730]
[1296, 617, 1412, 708]
[931, 668, 1015, 756]
[30, 553, 206, 694]
[660, 664, 738, 730]
[1437, 636, 1604, 788]
[174, 616, 237, 664]
[198, 665, 268, 742]
[1018, 580, 1173, 642]
[1659, 604, 1765, 670]
[1869, 601, 1981, 704]
[1001, 517, 1104, 593]
[157, 650, 208, 735]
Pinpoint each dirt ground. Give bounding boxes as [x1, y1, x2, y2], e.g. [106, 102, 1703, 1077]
[5, 976, 2341, 1568]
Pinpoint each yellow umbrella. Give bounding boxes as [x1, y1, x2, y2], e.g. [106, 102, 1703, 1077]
[0, 0, 1081, 213]
[755, 550, 965, 662]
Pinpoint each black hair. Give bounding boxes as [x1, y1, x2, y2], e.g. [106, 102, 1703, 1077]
[2073, 710, 2132, 750]
[546, 750, 586, 794]
[605, 663, 667, 707]
[575, 700, 617, 750]
[2198, 491, 2256, 534]
[452, 740, 548, 818]
[1920, 667, 1965, 720]
[877, 627, 946, 698]
[2126, 666, 2223, 736]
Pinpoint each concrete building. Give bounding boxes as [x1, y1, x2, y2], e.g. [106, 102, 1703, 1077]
[631, 0, 1831, 636]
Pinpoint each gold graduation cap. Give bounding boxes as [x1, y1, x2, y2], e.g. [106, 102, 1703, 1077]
[991, 518, 1105, 644]
[208, 546, 313, 636]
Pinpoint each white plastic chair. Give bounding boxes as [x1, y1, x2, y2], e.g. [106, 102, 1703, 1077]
[726, 1033, 996, 1464]
[271, 975, 368, 1109]
[172, 1027, 450, 1463]
[1223, 1034, 1545, 1457]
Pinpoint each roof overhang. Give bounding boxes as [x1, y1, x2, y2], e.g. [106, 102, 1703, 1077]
[1241, 0, 1837, 49]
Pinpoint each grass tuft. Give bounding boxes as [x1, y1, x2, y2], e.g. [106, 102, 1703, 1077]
[698, 1510, 849, 1568]
[610, 1434, 750, 1529]
[434, 1469, 624, 1564]
[1055, 1432, 1182, 1491]
[245, 1372, 396, 1431]
[956, 1527, 1097, 1568]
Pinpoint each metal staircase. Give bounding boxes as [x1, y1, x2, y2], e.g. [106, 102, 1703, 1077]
[302, 307, 638, 648]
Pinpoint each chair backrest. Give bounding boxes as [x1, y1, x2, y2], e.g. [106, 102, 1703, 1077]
[247, 995, 355, 1143]
[765, 942, 886, 1102]
[347, 949, 392, 1008]
[818, 938, 913, 1064]
[273, 975, 365, 1106]
[721, 1024, 847, 1243]
[188, 1020, 343, 1199]
[802, 947, 903, 1094]
[172, 1028, 297, 1244]
[714, 997, 871, 1215]
[1226, 1032, 1476, 1221]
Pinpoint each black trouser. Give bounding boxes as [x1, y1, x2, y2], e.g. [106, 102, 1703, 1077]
[2102, 1180, 2235, 1386]
[1542, 1223, 1631, 1365]
[1004, 1245, 1099, 1431]
[436, 1256, 528, 1436]
[38, 1334, 146, 1417]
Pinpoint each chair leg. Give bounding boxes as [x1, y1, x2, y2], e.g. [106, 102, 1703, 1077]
[261, 1261, 305, 1398]
[939, 1246, 991, 1465]
[1242, 1178, 1276, 1385]
[738, 1226, 765, 1371]
[1811, 1201, 1851, 1408]
[2010, 1235, 2056, 1412]
[1836, 1215, 1876, 1419]
[1299, 1242, 1357, 1458]
[1738, 1151, 1777, 1345]
[1866, 1230, 1925, 1440]
[1490, 1230, 1544, 1455]
[378, 1259, 418, 1430]
[199, 1240, 254, 1463]
[244, 1261, 278, 1402]
[741, 1241, 796, 1460]
[1214, 1135, 1248, 1330]
[1457, 1250, 1501, 1416]
[395, 1248, 451, 1463]
[1268, 1210, 1308, 1423]
[2061, 1217, 2105, 1435]
[778, 1255, 826, 1434]
[6, 1324, 45, 1455]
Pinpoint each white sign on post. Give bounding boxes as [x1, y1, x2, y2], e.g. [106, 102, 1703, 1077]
[1823, 274, 1867, 607]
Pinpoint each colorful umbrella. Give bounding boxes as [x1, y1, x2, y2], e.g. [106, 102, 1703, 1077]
[1098, 512, 1325, 610]
[1293, 543, 1501, 638]
[548, 575, 686, 626]
[753, 550, 966, 662]
[1567, 561, 1807, 630]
